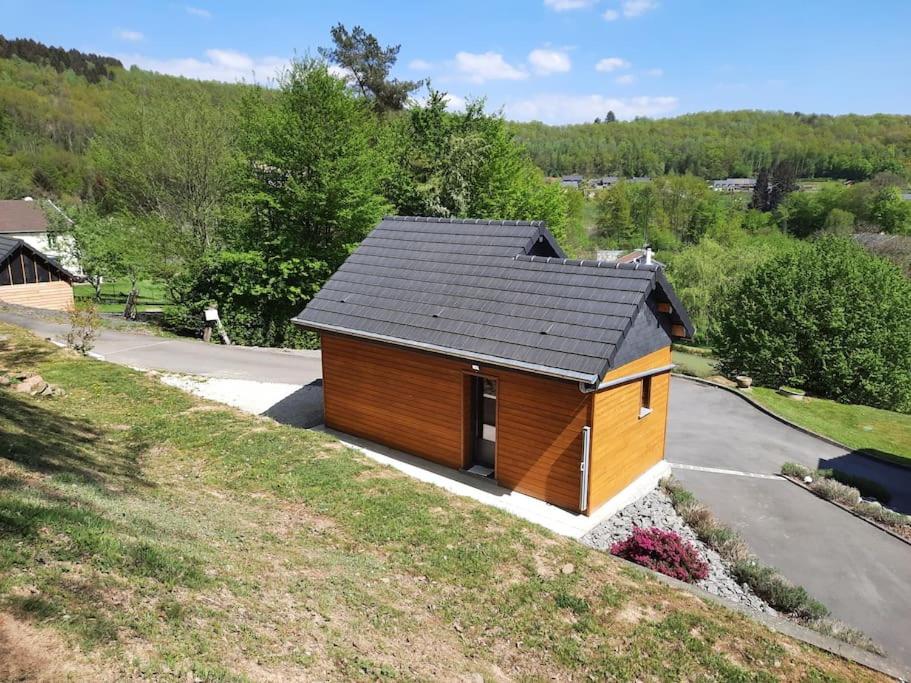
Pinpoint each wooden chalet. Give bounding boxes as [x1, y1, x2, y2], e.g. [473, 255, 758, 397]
[293, 216, 694, 515]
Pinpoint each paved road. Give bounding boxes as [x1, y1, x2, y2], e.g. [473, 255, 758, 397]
[667, 378, 911, 669]
[0, 309, 321, 384]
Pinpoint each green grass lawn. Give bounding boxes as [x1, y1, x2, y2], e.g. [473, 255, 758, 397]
[74, 279, 173, 314]
[0, 323, 878, 681]
[672, 348, 718, 378]
[751, 388, 911, 465]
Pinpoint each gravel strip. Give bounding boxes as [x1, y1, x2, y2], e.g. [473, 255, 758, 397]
[581, 489, 775, 615]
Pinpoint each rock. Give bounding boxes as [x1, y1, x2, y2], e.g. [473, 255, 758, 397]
[803, 475, 813, 484]
[14, 375, 46, 394]
[561, 563, 575, 575]
[0, 375, 10, 386]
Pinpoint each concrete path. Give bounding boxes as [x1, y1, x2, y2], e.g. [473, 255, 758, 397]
[0, 309, 321, 385]
[667, 378, 911, 668]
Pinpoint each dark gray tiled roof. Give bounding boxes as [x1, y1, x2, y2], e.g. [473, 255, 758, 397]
[294, 216, 692, 383]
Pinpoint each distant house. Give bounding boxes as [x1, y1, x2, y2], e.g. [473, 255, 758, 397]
[0, 235, 76, 310]
[561, 174, 584, 188]
[294, 216, 694, 516]
[596, 248, 664, 267]
[0, 199, 80, 274]
[711, 178, 756, 193]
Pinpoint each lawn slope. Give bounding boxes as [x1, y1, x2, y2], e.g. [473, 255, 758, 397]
[751, 387, 911, 465]
[0, 324, 885, 681]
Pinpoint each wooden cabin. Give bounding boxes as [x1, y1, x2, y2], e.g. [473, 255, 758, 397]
[293, 216, 694, 516]
[0, 236, 76, 311]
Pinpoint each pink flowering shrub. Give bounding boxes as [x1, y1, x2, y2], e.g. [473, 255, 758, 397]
[610, 527, 709, 583]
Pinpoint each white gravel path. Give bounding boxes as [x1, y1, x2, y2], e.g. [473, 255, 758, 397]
[160, 374, 303, 415]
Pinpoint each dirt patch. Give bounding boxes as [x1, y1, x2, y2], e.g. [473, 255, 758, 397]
[616, 602, 661, 625]
[0, 613, 117, 682]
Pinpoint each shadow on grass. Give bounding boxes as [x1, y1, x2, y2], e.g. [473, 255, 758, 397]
[0, 389, 152, 492]
[0, 336, 57, 370]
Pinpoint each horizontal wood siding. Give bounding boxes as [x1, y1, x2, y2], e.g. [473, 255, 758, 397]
[321, 333, 464, 468]
[320, 333, 591, 511]
[0, 281, 73, 311]
[588, 346, 671, 512]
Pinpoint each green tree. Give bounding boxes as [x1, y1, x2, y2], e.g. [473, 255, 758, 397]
[319, 23, 423, 114]
[869, 187, 911, 234]
[237, 59, 390, 264]
[91, 80, 238, 252]
[384, 91, 569, 243]
[715, 237, 911, 412]
[595, 182, 638, 247]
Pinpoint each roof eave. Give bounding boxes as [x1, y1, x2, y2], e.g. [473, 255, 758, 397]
[291, 317, 600, 385]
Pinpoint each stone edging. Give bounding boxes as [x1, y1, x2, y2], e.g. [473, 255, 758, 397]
[613, 554, 910, 681]
[673, 374, 910, 471]
[780, 475, 911, 548]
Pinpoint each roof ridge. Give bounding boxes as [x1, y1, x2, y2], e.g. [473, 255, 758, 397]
[514, 254, 662, 272]
[383, 215, 545, 227]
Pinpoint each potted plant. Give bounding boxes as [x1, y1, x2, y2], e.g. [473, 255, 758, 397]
[735, 375, 753, 389]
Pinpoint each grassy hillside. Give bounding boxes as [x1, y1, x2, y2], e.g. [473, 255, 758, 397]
[0, 323, 886, 681]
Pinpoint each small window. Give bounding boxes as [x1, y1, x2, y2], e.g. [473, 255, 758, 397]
[639, 376, 653, 419]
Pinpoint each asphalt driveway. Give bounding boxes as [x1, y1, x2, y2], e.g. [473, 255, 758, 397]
[0, 308, 321, 384]
[667, 377, 911, 668]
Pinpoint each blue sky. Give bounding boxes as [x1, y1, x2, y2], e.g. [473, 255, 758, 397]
[3, 0, 910, 124]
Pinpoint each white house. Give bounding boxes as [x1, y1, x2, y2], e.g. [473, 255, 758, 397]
[0, 199, 81, 275]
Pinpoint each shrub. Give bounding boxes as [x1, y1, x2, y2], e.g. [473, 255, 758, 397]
[780, 462, 810, 478]
[809, 477, 860, 507]
[65, 301, 101, 355]
[818, 469, 891, 504]
[610, 527, 709, 584]
[855, 501, 911, 529]
[165, 251, 328, 348]
[732, 562, 829, 620]
[716, 237, 911, 413]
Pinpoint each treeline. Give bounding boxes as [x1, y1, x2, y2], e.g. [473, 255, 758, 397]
[512, 111, 911, 181]
[53, 26, 568, 347]
[0, 35, 122, 83]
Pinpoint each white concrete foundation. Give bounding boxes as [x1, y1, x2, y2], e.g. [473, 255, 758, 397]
[321, 426, 670, 539]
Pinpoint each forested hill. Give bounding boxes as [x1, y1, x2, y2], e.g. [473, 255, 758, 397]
[510, 111, 911, 180]
[0, 35, 122, 83]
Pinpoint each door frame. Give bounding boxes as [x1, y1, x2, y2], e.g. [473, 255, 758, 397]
[461, 370, 499, 479]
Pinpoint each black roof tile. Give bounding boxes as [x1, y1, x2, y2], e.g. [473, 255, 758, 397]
[294, 216, 694, 383]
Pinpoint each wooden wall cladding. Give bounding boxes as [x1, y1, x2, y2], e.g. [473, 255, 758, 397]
[0, 280, 74, 311]
[320, 333, 591, 512]
[588, 346, 671, 512]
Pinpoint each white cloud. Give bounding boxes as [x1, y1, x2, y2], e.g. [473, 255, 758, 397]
[115, 29, 144, 43]
[621, 0, 658, 17]
[645, 67, 664, 77]
[527, 48, 571, 76]
[119, 49, 287, 83]
[185, 6, 211, 18]
[408, 58, 433, 71]
[595, 57, 630, 72]
[442, 93, 466, 111]
[602, 8, 620, 20]
[453, 51, 527, 83]
[615, 74, 636, 85]
[503, 94, 678, 124]
[544, 0, 598, 11]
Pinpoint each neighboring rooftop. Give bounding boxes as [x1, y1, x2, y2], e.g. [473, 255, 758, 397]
[294, 216, 692, 384]
[0, 199, 49, 234]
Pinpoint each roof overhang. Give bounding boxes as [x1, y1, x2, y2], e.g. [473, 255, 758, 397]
[291, 317, 600, 385]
